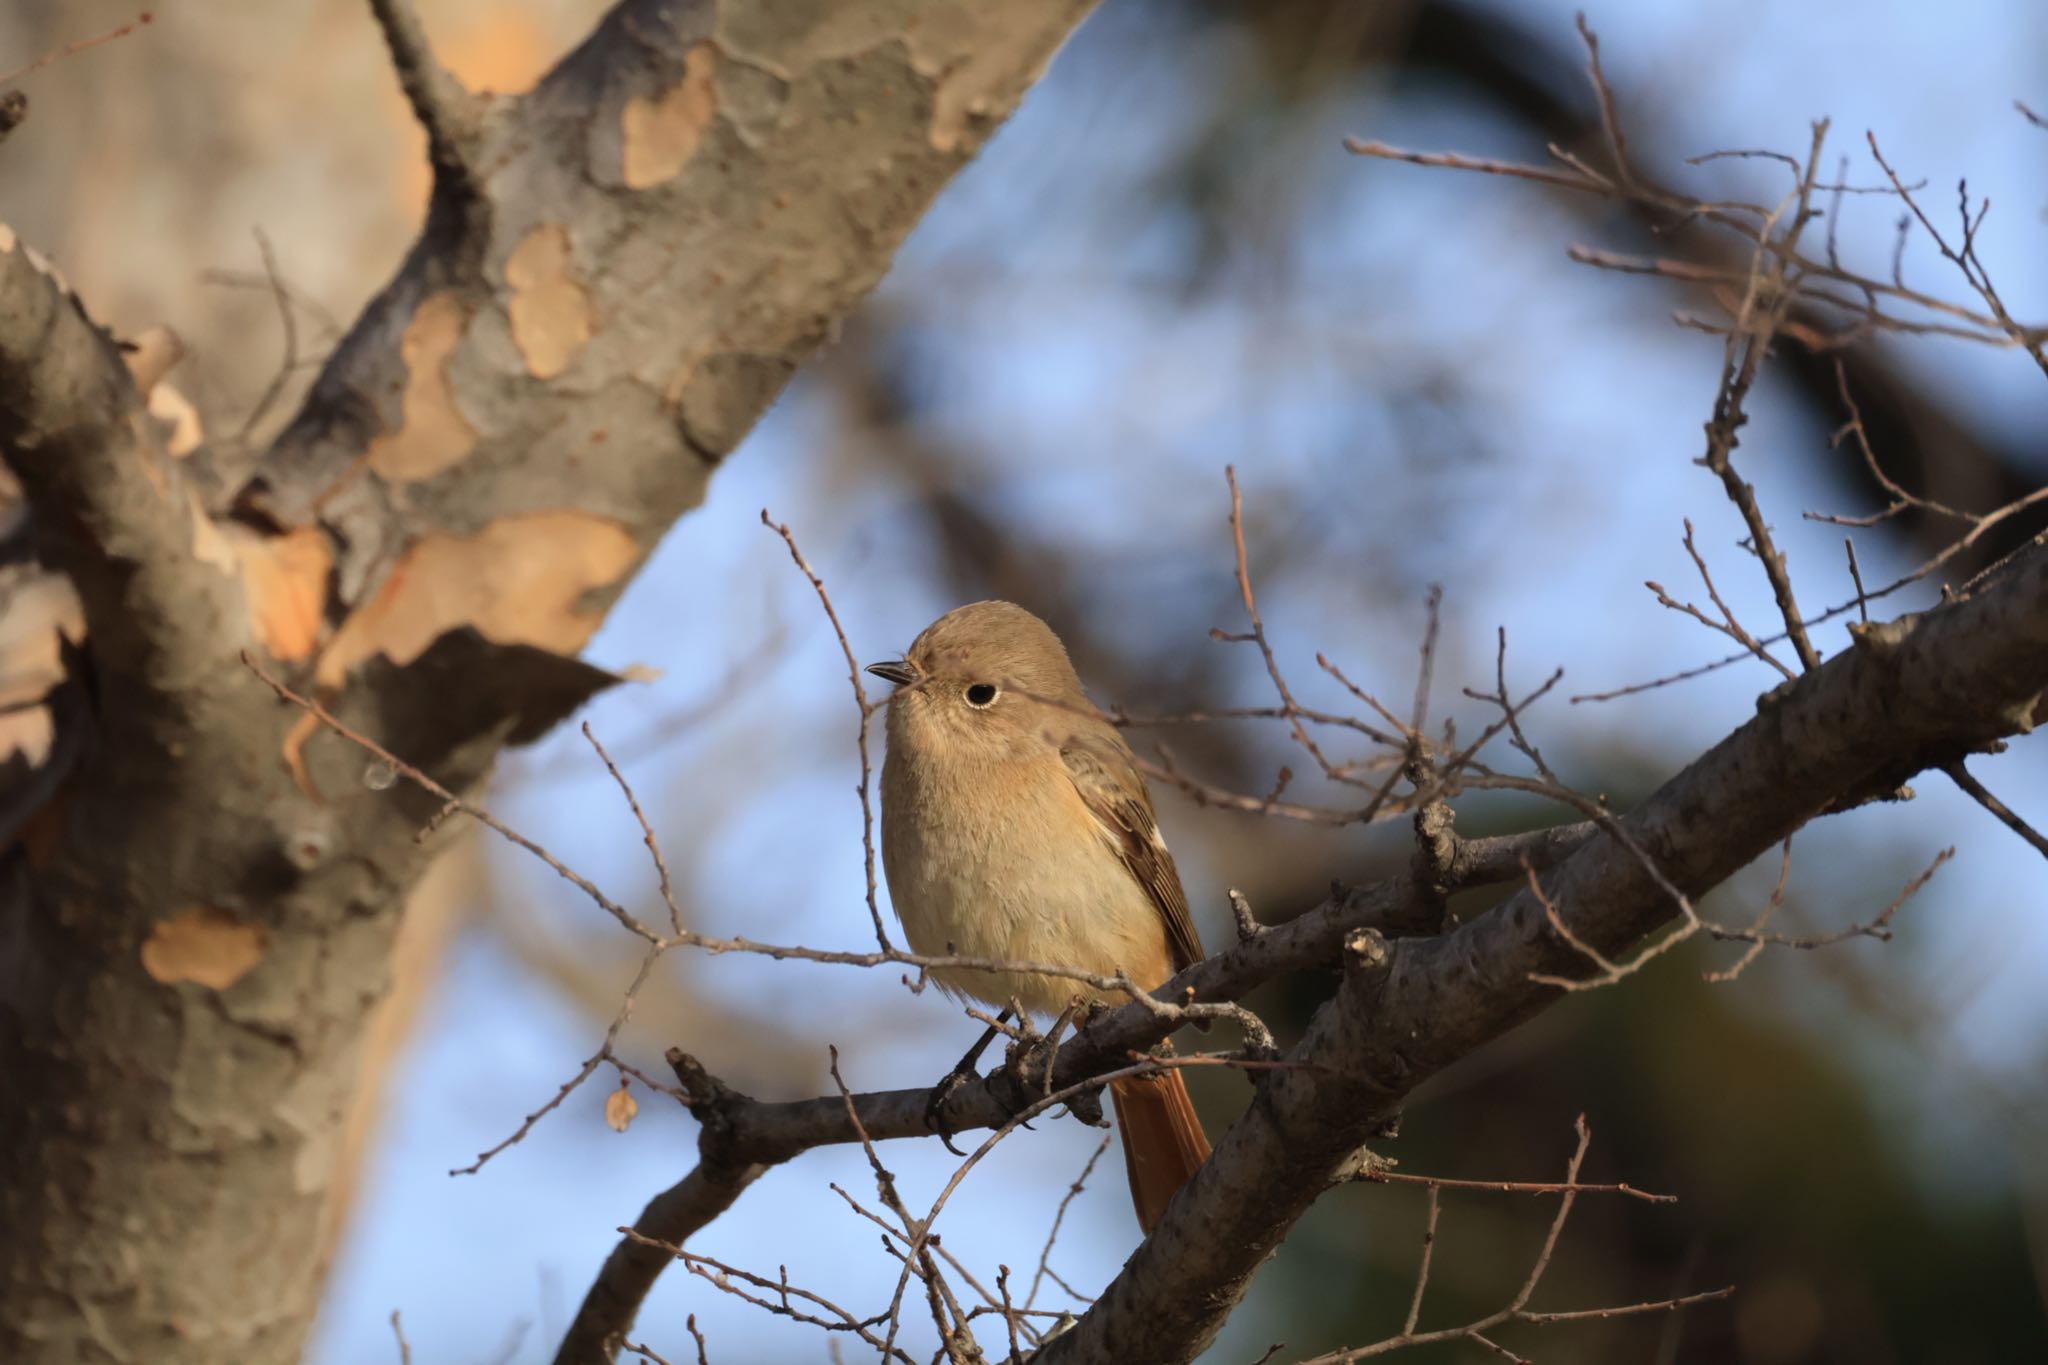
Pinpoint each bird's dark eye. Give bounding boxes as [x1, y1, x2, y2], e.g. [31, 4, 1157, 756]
[964, 683, 998, 708]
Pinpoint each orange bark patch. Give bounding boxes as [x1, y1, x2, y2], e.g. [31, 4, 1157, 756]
[121, 325, 185, 393]
[281, 710, 322, 803]
[506, 224, 594, 379]
[620, 44, 718, 189]
[314, 511, 638, 689]
[148, 383, 204, 457]
[365, 292, 477, 483]
[234, 526, 333, 663]
[189, 507, 332, 663]
[141, 907, 267, 990]
[0, 571, 84, 767]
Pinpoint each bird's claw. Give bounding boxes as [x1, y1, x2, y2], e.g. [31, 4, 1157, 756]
[924, 1067, 974, 1156]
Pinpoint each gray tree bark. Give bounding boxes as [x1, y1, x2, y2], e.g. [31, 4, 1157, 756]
[547, 536, 2048, 1362]
[0, 2, 1097, 1360]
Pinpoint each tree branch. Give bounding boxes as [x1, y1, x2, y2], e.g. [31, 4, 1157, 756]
[1034, 539, 2048, 1363]
[551, 818, 1603, 1357]
[0, 3, 1108, 1361]
[365, 0, 484, 189]
[0, 233, 242, 706]
[558, 461, 2045, 1365]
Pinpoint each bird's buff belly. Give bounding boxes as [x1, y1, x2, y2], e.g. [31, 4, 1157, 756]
[891, 855, 1172, 1019]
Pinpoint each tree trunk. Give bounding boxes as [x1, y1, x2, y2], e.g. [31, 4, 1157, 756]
[0, 2, 1097, 1359]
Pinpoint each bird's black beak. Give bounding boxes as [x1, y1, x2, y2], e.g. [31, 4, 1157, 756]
[865, 660, 916, 687]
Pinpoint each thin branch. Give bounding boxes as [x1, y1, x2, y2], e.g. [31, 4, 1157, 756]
[1025, 1134, 1113, 1313]
[236, 228, 301, 446]
[1302, 1118, 1731, 1362]
[365, 0, 483, 187]
[0, 234, 244, 708]
[1701, 837, 1793, 984]
[1868, 131, 2048, 379]
[1215, 465, 1373, 791]
[1355, 1166, 1675, 1205]
[583, 723, 684, 937]
[243, 654, 663, 945]
[1945, 762, 2048, 861]
[1400, 1187, 1440, 1336]
[0, 9, 153, 86]
[1643, 519, 1796, 681]
[763, 511, 893, 950]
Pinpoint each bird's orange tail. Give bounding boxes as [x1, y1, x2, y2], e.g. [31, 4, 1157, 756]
[1109, 1067, 1211, 1233]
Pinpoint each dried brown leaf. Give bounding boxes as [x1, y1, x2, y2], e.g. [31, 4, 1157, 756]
[604, 1083, 638, 1133]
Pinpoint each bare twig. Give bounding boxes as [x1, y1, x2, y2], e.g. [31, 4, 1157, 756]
[365, 0, 483, 186]
[1303, 1118, 1732, 1362]
[0, 9, 152, 86]
[763, 510, 893, 950]
[236, 228, 301, 446]
[1945, 762, 2048, 861]
[1025, 1134, 1114, 1312]
[1701, 837, 1794, 983]
[583, 723, 684, 936]
[1214, 466, 1371, 791]
[243, 653, 663, 944]
[1643, 519, 1796, 680]
[619, 1230, 909, 1361]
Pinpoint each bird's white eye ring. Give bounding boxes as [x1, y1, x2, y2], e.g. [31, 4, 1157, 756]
[964, 682, 998, 708]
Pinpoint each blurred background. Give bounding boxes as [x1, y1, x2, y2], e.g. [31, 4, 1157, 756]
[3, 1, 2046, 1361]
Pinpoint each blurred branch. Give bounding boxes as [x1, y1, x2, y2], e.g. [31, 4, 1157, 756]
[0, 0, 1111, 1359]
[1387, 0, 2047, 587]
[0, 234, 243, 715]
[365, 0, 485, 190]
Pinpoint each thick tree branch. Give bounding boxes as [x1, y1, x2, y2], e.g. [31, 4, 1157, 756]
[552, 821, 1601, 1358]
[1035, 544, 2048, 1364]
[0, 3, 1104, 1362]
[0, 234, 242, 705]
[555, 438, 2043, 1364]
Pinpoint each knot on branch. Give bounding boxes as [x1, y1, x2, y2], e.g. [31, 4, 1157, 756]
[1344, 927, 1391, 976]
[665, 1047, 751, 1160]
[1407, 781, 1458, 929]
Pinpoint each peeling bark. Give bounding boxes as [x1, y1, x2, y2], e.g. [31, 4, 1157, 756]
[0, 2, 1098, 1360]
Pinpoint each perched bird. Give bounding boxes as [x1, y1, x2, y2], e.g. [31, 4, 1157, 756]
[867, 600, 1210, 1233]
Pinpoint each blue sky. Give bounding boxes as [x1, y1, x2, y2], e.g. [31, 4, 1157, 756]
[308, 3, 2048, 1360]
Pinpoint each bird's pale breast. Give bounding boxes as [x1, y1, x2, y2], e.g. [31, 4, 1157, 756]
[882, 741, 1174, 1018]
